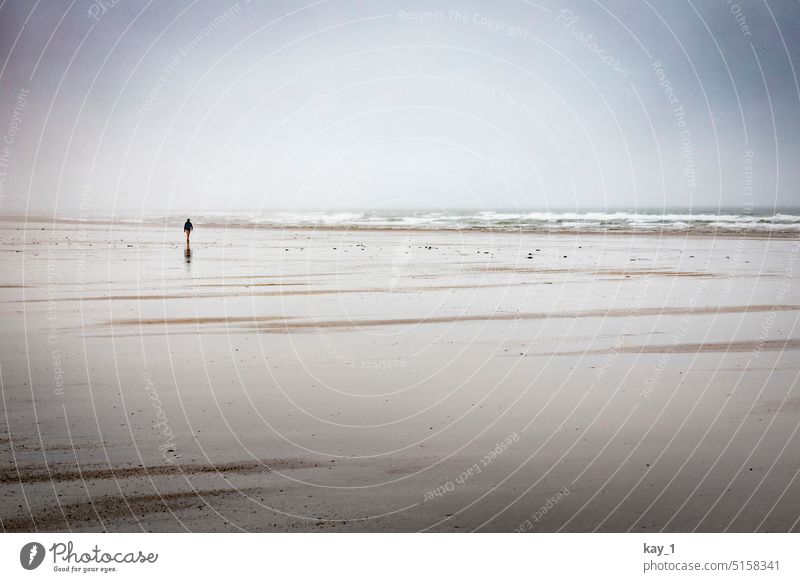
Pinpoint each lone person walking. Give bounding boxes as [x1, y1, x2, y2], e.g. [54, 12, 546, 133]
[184, 218, 193, 246]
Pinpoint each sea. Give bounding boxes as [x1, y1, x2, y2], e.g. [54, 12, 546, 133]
[59, 208, 800, 235]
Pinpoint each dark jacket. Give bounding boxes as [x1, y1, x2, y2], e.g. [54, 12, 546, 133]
[184, 221, 193, 232]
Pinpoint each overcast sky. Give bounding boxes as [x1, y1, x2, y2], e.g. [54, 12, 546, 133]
[0, 0, 798, 214]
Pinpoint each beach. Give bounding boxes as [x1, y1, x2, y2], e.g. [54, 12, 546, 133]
[1, 217, 799, 532]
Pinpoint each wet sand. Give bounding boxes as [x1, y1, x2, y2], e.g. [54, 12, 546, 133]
[1, 218, 800, 532]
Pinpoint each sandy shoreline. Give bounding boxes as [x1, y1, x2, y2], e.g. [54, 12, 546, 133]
[2, 219, 800, 532]
[3, 213, 799, 239]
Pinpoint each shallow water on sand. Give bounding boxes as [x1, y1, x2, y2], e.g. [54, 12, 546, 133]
[1, 219, 799, 531]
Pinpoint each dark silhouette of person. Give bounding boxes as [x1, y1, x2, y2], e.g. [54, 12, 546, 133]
[184, 218, 193, 246]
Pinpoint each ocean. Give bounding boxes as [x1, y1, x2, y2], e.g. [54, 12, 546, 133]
[57, 208, 800, 235]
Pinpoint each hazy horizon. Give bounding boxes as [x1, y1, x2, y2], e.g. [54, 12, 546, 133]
[1, 1, 799, 214]
[7, 205, 800, 218]
[9, 204, 800, 214]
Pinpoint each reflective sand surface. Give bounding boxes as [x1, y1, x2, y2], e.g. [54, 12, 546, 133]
[1, 219, 799, 531]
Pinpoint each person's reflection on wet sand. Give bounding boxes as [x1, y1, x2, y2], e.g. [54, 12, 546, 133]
[183, 218, 193, 263]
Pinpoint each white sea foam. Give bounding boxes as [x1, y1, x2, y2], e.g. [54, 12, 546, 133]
[63, 209, 800, 234]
